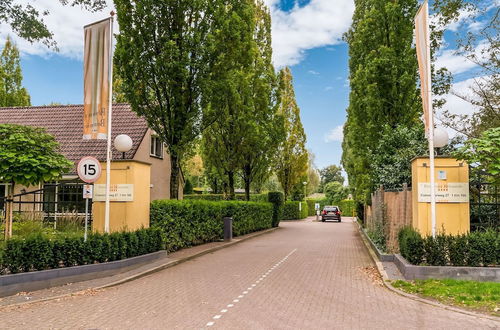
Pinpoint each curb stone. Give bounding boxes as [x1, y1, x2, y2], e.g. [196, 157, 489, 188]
[0, 227, 279, 310]
[354, 222, 500, 323]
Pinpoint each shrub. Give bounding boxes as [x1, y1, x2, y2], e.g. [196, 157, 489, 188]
[1, 228, 163, 274]
[398, 227, 424, 265]
[306, 199, 328, 216]
[398, 227, 499, 267]
[338, 200, 356, 217]
[268, 192, 284, 227]
[183, 193, 268, 202]
[282, 201, 308, 220]
[150, 200, 273, 252]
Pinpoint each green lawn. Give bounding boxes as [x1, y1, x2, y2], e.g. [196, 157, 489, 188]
[392, 279, 500, 316]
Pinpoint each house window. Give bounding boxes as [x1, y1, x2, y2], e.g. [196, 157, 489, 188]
[150, 136, 163, 158]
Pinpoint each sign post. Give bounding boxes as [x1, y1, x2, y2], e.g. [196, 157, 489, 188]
[83, 185, 93, 241]
[78, 157, 102, 240]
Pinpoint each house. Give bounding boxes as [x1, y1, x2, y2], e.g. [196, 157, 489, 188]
[0, 103, 183, 216]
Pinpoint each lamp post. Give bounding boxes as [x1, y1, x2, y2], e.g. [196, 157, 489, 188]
[429, 127, 448, 237]
[303, 181, 307, 200]
[114, 134, 133, 159]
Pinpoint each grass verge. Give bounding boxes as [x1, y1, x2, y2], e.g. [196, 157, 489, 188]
[392, 279, 500, 316]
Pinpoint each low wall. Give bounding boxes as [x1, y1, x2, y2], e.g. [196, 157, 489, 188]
[394, 254, 500, 283]
[0, 250, 167, 297]
[359, 226, 394, 262]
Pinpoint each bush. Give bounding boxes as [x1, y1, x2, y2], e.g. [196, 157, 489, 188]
[183, 194, 267, 202]
[1, 228, 163, 274]
[282, 201, 308, 220]
[398, 227, 424, 265]
[398, 227, 499, 267]
[338, 200, 356, 217]
[150, 200, 273, 252]
[268, 192, 284, 227]
[306, 199, 328, 216]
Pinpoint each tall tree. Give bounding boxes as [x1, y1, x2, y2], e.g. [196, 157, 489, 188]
[239, 0, 282, 201]
[0, 0, 106, 48]
[319, 164, 344, 192]
[201, 0, 256, 200]
[114, 0, 218, 199]
[275, 67, 308, 200]
[306, 150, 320, 195]
[342, 0, 421, 203]
[0, 36, 30, 106]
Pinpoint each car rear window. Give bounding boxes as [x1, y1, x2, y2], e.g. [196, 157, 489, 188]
[324, 207, 338, 212]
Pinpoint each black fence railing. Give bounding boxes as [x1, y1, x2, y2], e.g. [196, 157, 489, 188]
[469, 169, 499, 231]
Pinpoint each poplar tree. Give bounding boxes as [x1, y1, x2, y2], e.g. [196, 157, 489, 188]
[114, 0, 218, 199]
[275, 67, 308, 200]
[0, 36, 30, 107]
[202, 0, 256, 200]
[342, 0, 421, 202]
[239, 0, 282, 201]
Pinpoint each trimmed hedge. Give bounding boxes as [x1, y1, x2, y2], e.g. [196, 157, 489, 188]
[268, 192, 284, 227]
[151, 200, 273, 252]
[306, 199, 328, 216]
[398, 227, 499, 267]
[282, 201, 308, 220]
[183, 194, 268, 202]
[338, 200, 356, 217]
[1, 228, 163, 274]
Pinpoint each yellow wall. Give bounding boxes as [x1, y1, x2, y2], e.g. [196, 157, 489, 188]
[92, 160, 150, 233]
[411, 157, 470, 236]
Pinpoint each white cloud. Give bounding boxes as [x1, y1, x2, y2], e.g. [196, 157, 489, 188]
[435, 40, 489, 75]
[0, 0, 116, 59]
[324, 125, 344, 143]
[264, 0, 354, 67]
[308, 70, 320, 75]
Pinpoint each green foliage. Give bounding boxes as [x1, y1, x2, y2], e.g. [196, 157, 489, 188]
[114, 0, 218, 199]
[398, 227, 499, 267]
[267, 191, 284, 227]
[0, 228, 163, 274]
[183, 194, 267, 202]
[398, 227, 425, 265]
[338, 200, 356, 217]
[281, 201, 308, 220]
[0, 1, 105, 48]
[372, 124, 427, 190]
[183, 179, 194, 195]
[342, 0, 421, 203]
[275, 67, 308, 201]
[0, 37, 30, 106]
[319, 165, 344, 192]
[150, 200, 273, 252]
[0, 124, 72, 186]
[305, 199, 328, 216]
[367, 225, 386, 253]
[324, 182, 348, 204]
[454, 128, 500, 184]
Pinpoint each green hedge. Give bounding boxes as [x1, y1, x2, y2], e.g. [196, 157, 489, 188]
[150, 200, 273, 252]
[306, 199, 328, 216]
[1, 228, 163, 274]
[282, 201, 308, 220]
[338, 200, 356, 217]
[268, 192, 284, 227]
[398, 227, 499, 267]
[183, 194, 268, 202]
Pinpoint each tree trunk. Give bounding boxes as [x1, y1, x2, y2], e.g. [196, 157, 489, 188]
[228, 171, 235, 200]
[244, 164, 251, 201]
[170, 153, 180, 200]
[4, 182, 14, 239]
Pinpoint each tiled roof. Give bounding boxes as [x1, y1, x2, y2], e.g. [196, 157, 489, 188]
[0, 104, 149, 173]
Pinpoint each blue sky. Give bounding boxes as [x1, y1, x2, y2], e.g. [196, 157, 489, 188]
[3, 0, 493, 171]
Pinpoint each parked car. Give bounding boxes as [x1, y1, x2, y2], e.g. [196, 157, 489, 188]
[321, 206, 341, 222]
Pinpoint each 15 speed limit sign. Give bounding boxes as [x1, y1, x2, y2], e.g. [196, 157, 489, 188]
[77, 156, 102, 183]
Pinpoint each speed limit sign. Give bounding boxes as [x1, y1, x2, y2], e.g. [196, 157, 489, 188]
[77, 156, 102, 183]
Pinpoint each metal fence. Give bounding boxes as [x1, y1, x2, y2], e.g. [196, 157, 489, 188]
[1, 182, 91, 228]
[470, 170, 499, 231]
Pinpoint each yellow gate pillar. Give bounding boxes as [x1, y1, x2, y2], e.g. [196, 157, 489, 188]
[411, 157, 470, 236]
[92, 160, 151, 233]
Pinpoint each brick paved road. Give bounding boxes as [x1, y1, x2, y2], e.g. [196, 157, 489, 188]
[1, 218, 498, 329]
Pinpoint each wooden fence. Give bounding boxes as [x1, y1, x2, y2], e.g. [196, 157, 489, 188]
[365, 184, 412, 253]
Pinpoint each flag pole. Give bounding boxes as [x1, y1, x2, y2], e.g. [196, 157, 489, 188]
[423, 2, 437, 238]
[104, 12, 114, 234]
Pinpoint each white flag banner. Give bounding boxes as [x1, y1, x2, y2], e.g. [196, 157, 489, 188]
[415, 1, 431, 134]
[83, 18, 112, 140]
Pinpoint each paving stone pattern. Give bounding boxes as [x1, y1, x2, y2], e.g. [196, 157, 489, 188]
[1, 218, 498, 329]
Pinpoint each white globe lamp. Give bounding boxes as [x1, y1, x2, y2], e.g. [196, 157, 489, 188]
[433, 128, 449, 148]
[114, 134, 133, 159]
